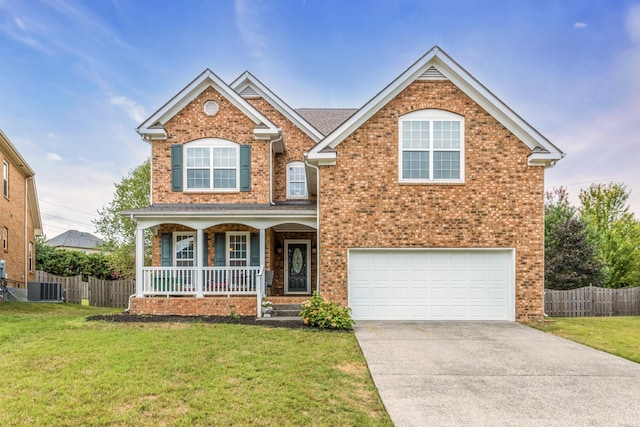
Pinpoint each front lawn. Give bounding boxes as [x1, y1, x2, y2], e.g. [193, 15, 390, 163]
[530, 316, 640, 363]
[0, 303, 392, 426]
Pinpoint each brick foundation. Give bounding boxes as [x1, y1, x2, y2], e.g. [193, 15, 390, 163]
[130, 296, 258, 317]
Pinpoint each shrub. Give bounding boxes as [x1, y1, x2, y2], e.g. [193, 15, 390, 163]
[300, 292, 355, 330]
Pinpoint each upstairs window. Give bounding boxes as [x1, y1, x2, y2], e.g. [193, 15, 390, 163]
[3, 161, 8, 198]
[399, 109, 464, 183]
[185, 139, 239, 191]
[287, 161, 307, 199]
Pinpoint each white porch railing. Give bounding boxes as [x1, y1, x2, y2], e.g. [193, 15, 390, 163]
[141, 266, 263, 296]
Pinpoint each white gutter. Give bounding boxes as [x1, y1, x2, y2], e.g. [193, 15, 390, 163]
[304, 154, 320, 295]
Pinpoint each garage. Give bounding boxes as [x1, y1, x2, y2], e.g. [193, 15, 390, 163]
[348, 249, 515, 321]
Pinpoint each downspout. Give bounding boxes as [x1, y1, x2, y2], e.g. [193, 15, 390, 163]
[304, 154, 320, 295]
[24, 175, 28, 287]
[269, 133, 283, 206]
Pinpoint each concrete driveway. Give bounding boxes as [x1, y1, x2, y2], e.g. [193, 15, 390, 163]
[355, 321, 640, 427]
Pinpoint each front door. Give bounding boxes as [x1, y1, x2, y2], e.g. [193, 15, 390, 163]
[285, 240, 310, 294]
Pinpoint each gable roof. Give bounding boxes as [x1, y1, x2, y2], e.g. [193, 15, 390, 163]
[230, 72, 325, 142]
[307, 46, 564, 168]
[137, 69, 280, 141]
[0, 129, 42, 236]
[295, 108, 358, 136]
[47, 230, 103, 250]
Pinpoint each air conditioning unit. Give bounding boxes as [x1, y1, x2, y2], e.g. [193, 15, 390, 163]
[27, 282, 64, 302]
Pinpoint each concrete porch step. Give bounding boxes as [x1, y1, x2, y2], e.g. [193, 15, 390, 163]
[271, 303, 301, 317]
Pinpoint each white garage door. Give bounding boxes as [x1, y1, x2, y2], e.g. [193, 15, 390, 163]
[349, 249, 514, 321]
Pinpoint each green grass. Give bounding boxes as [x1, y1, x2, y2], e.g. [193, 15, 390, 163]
[529, 316, 640, 363]
[0, 303, 392, 426]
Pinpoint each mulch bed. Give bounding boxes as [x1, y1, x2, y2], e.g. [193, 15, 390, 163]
[86, 313, 312, 329]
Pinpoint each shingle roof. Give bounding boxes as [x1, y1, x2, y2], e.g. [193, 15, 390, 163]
[47, 230, 103, 249]
[295, 108, 357, 136]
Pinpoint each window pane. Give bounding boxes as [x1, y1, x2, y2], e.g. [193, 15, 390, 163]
[433, 121, 461, 149]
[186, 147, 210, 167]
[213, 169, 236, 189]
[433, 151, 460, 179]
[213, 147, 236, 167]
[402, 151, 428, 179]
[187, 169, 210, 189]
[402, 120, 429, 149]
[289, 182, 306, 197]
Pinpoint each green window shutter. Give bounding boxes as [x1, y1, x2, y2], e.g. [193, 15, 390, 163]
[214, 233, 226, 266]
[160, 233, 172, 266]
[239, 144, 251, 192]
[171, 144, 183, 192]
[250, 233, 260, 266]
[202, 233, 209, 266]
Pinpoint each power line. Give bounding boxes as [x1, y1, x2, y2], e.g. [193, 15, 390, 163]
[42, 213, 94, 228]
[40, 199, 98, 217]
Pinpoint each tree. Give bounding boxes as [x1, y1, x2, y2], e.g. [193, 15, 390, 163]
[544, 187, 603, 289]
[578, 183, 640, 288]
[544, 216, 604, 289]
[93, 159, 151, 277]
[544, 187, 576, 236]
[35, 236, 114, 279]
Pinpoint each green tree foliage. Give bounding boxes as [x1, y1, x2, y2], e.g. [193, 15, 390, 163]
[544, 217, 604, 289]
[93, 159, 151, 277]
[578, 183, 640, 288]
[544, 187, 603, 289]
[35, 236, 114, 279]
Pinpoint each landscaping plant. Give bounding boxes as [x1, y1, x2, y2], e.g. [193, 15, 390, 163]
[300, 291, 355, 330]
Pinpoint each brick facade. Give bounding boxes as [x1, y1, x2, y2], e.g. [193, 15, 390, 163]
[0, 144, 37, 287]
[317, 80, 545, 321]
[130, 296, 257, 316]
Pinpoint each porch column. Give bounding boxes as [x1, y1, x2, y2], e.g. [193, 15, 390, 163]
[135, 227, 144, 297]
[195, 228, 204, 298]
[257, 227, 266, 316]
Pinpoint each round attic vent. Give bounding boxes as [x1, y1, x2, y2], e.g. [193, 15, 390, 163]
[203, 100, 219, 116]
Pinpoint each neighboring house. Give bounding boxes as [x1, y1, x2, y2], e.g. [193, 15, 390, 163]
[0, 129, 42, 288]
[47, 230, 104, 254]
[125, 46, 564, 322]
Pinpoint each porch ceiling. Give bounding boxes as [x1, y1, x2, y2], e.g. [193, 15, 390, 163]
[123, 202, 317, 231]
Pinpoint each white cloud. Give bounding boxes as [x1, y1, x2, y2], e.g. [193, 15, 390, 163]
[109, 95, 147, 123]
[234, 0, 269, 61]
[46, 153, 62, 161]
[573, 22, 587, 29]
[626, 5, 640, 44]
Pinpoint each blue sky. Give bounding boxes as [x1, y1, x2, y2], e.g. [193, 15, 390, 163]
[1, 0, 639, 238]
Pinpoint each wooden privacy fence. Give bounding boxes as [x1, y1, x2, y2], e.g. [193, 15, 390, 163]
[545, 286, 640, 317]
[35, 271, 135, 308]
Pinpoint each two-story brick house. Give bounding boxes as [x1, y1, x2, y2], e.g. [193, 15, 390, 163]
[0, 129, 42, 288]
[126, 47, 563, 322]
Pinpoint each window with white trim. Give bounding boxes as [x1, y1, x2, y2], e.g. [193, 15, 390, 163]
[2, 227, 7, 251]
[174, 232, 195, 267]
[399, 109, 464, 182]
[185, 139, 239, 191]
[227, 232, 249, 267]
[287, 161, 307, 199]
[3, 161, 8, 198]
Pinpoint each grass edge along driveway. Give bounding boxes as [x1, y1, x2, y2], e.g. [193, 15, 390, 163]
[0, 303, 392, 426]
[528, 316, 640, 363]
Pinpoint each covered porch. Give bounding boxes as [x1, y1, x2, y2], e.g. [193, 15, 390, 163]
[126, 203, 317, 317]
